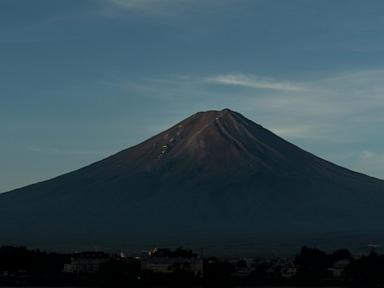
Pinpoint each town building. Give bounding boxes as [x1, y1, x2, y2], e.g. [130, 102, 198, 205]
[63, 251, 110, 274]
[329, 259, 351, 278]
[141, 248, 203, 278]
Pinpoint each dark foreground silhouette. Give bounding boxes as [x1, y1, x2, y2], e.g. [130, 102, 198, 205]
[0, 245, 383, 287]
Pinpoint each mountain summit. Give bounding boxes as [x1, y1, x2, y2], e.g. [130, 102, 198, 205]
[1, 109, 384, 253]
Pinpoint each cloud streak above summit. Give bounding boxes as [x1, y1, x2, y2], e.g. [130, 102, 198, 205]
[103, 0, 190, 15]
[206, 74, 306, 91]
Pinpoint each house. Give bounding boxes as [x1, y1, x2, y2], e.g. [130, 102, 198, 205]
[63, 251, 110, 274]
[280, 261, 297, 279]
[229, 258, 254, 277]
[141, 248, 203, 278]
[266, 258, 297, 279]
[329, 259, 350, 278]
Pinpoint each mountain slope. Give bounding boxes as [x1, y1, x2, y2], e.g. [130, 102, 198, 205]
[1, 109, 384, 253]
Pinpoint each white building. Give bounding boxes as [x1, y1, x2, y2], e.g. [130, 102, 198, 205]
[330, 259, 350, 278]
[141, 248, 203, 278]
[63, 251, 110, 274]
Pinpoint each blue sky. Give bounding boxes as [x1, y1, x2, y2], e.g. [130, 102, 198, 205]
[1, 0, 384, 192]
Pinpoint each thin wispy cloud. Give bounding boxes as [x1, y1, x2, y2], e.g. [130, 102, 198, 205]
[104, 0, 189, 15]
[28, 147, 108, 157]
[206, 74, 306, 92]
[109, 0, 181, 8]
[349, 150, 384, 179]
[268, 126, 313, 138]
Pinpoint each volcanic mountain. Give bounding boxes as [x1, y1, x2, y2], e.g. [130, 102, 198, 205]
[1, 109, 384, 254]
